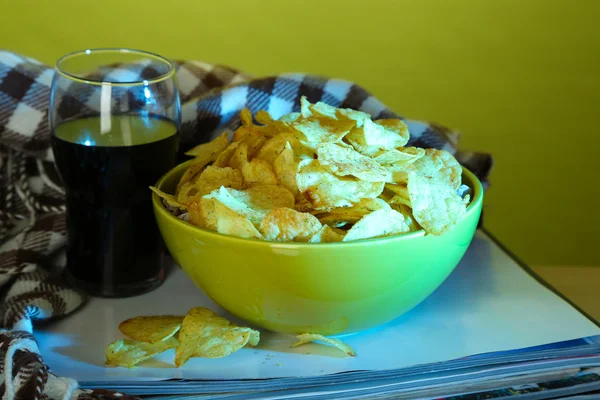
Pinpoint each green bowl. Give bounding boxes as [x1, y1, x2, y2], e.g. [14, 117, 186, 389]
[153, 162, 483, 335]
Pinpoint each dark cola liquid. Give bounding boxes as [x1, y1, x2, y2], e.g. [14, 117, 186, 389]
[51, 114, 179, 297]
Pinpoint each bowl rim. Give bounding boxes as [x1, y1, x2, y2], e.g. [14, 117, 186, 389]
[153, 160, 484, 248]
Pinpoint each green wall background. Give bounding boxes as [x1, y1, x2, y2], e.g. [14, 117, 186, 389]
[3, 0, 599, 266]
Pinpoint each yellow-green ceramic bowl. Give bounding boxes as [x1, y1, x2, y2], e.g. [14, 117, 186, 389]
[153, 162, 483, 335]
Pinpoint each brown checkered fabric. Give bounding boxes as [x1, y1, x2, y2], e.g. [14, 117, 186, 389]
[0, 50, 492, 399]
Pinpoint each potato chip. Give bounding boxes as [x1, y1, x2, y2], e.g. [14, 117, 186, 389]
[273, 142, 299, 195]
[248, 329, 260, 347]
[186, 199, 213, 229]
[308, 225, 345, 243]
[259, 207, 322, 242]
[255, 109, 274, 125]
[205, 186, 266, 226]
[106, 337, 178, 368]
[119, 316, 183, 343]
[316, 143, 392, 182]
[297, 159, 384, 210]
[243, 185, 295, 210]
[345, 118, 409, 156]
[291, 333, 355, 357]
[240, 108, 253, 126]
[279, 112, 300, 123]
[256, 132, 313, 164]
[237, 128, 267, 159]
[242, 159, 279, 187]
[184, 132, 229, 158]
[299, 96, 312, 118]
[407, 171, 466, 236]
[213, 142, 240, 168]
[390, 203, 422, 232]
[336, 108, 371, 128]
[175, 307, 259, 366]
[374, 118, 410, 145]
[386, 182, 411, 207]
[176, 157, 213, 192]
[411, 148, 462, 190]
[315, 198, 391, 227]
[176, 166, 243, 204]
[229, 142, 249, 171]
[373, 147, 425, 166]
[385, 182, 409, 200]
[149, 186, 187, 210]
[294, 195, 314, 213]
[343, 209, 411, 242]
[292, 117, 356, 146]
[213, 200, 263, 239]
[308, 101, 338, 119]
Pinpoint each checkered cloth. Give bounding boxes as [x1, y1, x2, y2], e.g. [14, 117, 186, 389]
[0, 50, 492, 400]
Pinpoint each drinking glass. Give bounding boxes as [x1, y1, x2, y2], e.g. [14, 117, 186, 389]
[49, 48, 181, 297]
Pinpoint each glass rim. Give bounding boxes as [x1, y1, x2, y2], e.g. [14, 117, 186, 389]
[55, 48, 176, 87]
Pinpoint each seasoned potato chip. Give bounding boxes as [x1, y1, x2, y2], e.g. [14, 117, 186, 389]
[297, 159, 384, 210]
[213, 142, 240, 168]
[294, 195, 314, 213]
[255, 109, 274, 125]
[205, 186, 267, 226]
[308, 101, 338, 119]
[291, 333, 355, 357]
[336, 108, 371, 128]
[177, 166, 243, 204]
[292, 117, 356, 146]
[315, 198, 391, 227]
[343, 209, 411, 242]
[373, 147, 425, 166]
[175, 307, 259, 366]
[259, 207, 322, 242]
[242, 159, 279, 187]
[213, 200, 263, 239]
[279, 112, 300, 123]
[390, 203, 421, 232]
[176, 157, 213, 192]
[308, 225, 345, 243]
[119, 316, 183, 343]
[243, 185, 295, 210]
[374, 118, 410, 144]
[407, 171, 466, 235]
[229, 142, 249, 171]
[204, 185, 295, 228]
[240, 108, 253, 126]
[187, 199, 216, 229]
[411, 148, 462, 190]
[248, 329, 260, 347]
[149, 187, 187, 210]
[235, 128, 267, 159]
[184, 132, 229, 158]
[345, 119, 409, 156]
[385, 183, 409, 202]
[106, 337, 178, 368]
[273, 142, 299, 195]
[316, 143, 392, 182]
[256, 132, 313, 164]
[299, 96, 312, 118]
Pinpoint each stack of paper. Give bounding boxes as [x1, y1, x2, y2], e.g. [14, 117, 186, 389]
[37, 231, 600, 399]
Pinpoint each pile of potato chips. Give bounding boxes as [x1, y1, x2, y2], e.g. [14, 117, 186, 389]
[151, 97, 470, 242]
[106, 307, 260, 368]
[106, 307, 355, 368]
